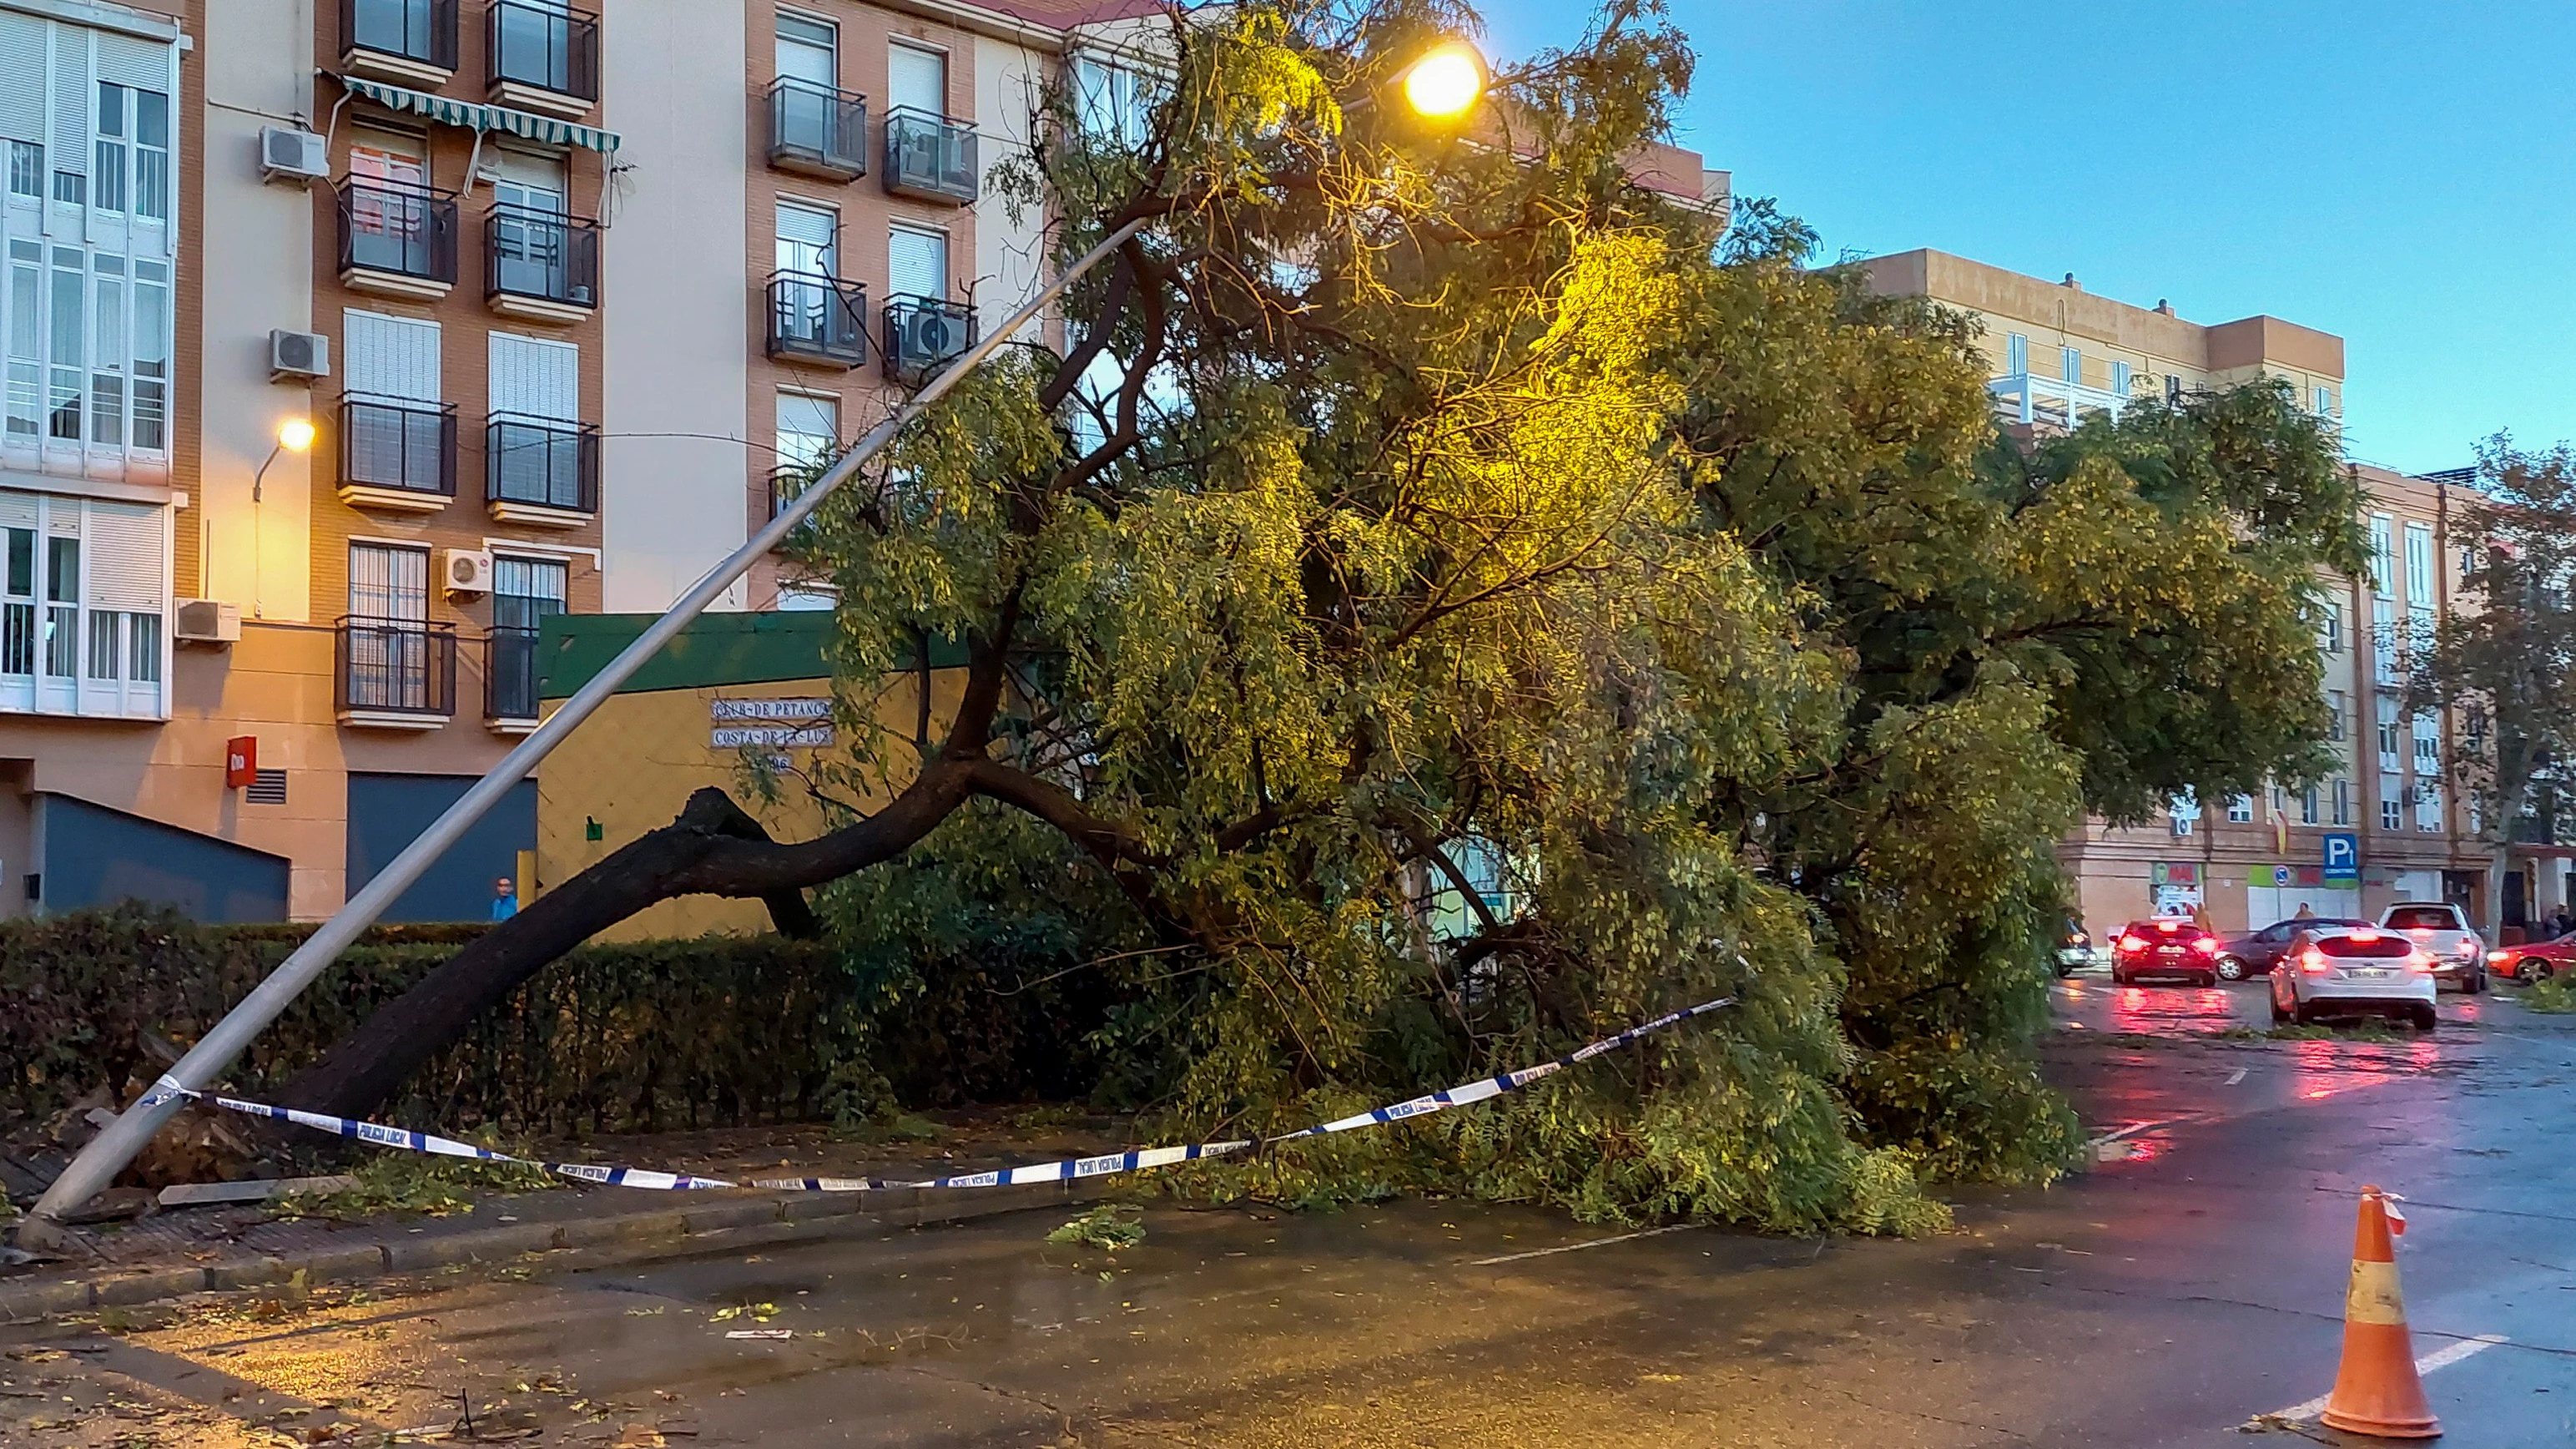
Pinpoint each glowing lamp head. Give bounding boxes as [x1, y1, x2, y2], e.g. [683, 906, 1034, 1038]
[276, 417, 317, 453]
[1401, 42, 1485, 119]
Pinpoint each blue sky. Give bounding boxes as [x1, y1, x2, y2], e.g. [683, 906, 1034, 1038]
[1475, 0, 2576, 475]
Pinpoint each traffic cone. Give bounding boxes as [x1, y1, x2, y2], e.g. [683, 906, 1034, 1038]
[2318, 1184, 2440, 1438]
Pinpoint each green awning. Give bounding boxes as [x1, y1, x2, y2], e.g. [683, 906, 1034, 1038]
[334, 73, 622, 154]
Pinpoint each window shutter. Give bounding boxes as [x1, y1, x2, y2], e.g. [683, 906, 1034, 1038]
[0, 14, 44, 146]
[344, 309, 441, 402]
[489, 332, 577, 420]
[49, 24, 87, 174]
[0, 488, 33, 530]
[888, 43, 945, 115]
[889, 225, 945, 299]
[93, 31, 168, 91]
[81, 499, 164, 610]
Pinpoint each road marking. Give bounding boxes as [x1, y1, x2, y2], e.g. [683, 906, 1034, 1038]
[2266, 1335, 2508, 1421]
[1468, 1224, 1706, 1265]
[2226, 1068, 2248, 1085]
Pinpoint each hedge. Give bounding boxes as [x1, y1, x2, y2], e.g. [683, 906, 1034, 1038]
[0, 906, 1071, 1140]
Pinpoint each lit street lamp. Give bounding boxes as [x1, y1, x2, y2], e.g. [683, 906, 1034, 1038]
[1401, 41, 1486, 119]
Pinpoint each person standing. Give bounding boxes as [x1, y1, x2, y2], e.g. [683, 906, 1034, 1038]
[491, 876, 520, 921]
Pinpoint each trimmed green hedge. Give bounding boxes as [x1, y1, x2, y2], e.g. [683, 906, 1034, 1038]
[0, 907, 866, 1138]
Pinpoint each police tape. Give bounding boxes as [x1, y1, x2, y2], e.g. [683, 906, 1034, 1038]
[140, 995, 1735, 1194]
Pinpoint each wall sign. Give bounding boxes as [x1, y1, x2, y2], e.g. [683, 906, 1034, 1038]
[709, 697, 833, 749]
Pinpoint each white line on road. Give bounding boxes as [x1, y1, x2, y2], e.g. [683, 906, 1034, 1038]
[2266, 1334, 2508, 1421]
[2226, 1068, 2248, 1085]
[1469, 1224, 1706, 1266]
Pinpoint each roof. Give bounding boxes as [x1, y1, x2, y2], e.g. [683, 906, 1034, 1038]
[976, 0, 1169, 25]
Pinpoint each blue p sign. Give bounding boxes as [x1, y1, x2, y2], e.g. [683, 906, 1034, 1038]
[2322, 832, 2360, 883]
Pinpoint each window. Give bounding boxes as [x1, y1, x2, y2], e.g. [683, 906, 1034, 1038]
[2327, 689, 2346, 741]
[133, 89, 169, 222]
[1072, 53, 1161, 149]
[2227, 794, 2254, 824]
[131, 261, 166, 449]
[0, 492, 161, 708]
[2380, 786, 2401, 832]
[5, 141, 38, 198]
[2332, 778, 2352, 826]
[776, 391, 839, 469]
[776, 200, 838, 278]
[489, 554, 567, 720]
[2318, 597, 2342, 653]
[888, 41, 947, 117]
[889, 224, 947, 301]
[2112, 360, 2131, 396]
[776, 11, 838, 86]
[48, 246, 81, 442]
[42, 534, 75, 677]
[2164, 373, 2183, 402]
[7, 241, 38, 438]
[2368, 515, 2394, 598]
[2415, 781, 2441, 832]
[93, 83, 127, 215]
[89, 255, 124, 447]
[2301, 786, 2318, 825]
[2412, 713, 2440, 771]
[2314, 385, 2335, 416]
[2377, 698, 2401, 770]
[349, 543, 429, 623]
[2371, 608, 2397, 686]
[2060, 346, 2080, 386]
[52, 170, 82, 207]
[2402, 523, 2433, 603]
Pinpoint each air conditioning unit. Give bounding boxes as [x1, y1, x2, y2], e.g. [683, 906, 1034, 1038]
[174, 599, 241, 646]
[258, 126, 329, 185]
[441, 548, 494, 597]
[269, 329, 330, 381]
[891, 304, 969, 377]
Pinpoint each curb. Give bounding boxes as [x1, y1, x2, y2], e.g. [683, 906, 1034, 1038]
[1, 1179, 1107, 1320]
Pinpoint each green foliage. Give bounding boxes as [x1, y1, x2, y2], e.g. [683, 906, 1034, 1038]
[2522, 974, 2576, 1013]
[1046, 1204, 1147, 1252]
[276, 1142, 557, 1219]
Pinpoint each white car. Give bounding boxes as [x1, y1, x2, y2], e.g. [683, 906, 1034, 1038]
[2271, 926, 2438, 1030]
[2378, 901, 2489, 992]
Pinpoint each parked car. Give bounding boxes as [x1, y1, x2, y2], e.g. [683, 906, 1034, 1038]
[2056, 917, 2096, 977]
[2378, 902, 2488, 992]
[2111, 917, 2224, 987]
[2487, 936, 2576, 983]
[2270, 925, 2438, 1030]
[2213, 917, 2372, 981]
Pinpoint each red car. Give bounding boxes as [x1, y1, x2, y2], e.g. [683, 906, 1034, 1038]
[2112, 918, 2225, 987]
[2488, 937, 2576, 983]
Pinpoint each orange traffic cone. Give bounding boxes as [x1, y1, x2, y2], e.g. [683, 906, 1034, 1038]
[2318, 1184, 2440, 1439]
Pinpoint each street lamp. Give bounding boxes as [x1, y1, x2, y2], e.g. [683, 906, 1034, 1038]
[1400, 41, 1485, 119]
[253, 416, 315, 503]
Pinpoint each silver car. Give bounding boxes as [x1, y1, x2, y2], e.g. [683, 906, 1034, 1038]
[2378, 902, 2489, 992]
[2271, 926, 2438, 1030]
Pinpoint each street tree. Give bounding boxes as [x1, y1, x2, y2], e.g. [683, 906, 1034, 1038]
[2407, 438, 2576, 937]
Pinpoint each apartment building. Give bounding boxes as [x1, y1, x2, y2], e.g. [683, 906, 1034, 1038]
[1859, 249, 2502, 935]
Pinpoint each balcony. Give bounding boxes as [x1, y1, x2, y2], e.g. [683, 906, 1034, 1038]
[336, 616, 456, 729]
[1987, 371, 2130, 433]
[768, 78, 868, 182]
[485, 624, 542, 730]
[339, 395, 457, 513]
[341, 0, 457, 88]
[486, 0, 600, 119]
[882, 107, 978, 204]
[485, 204, 600, 323]
[337, 179, 458, 301]
[486, 412, 598, 527]
[764, 464, 825, 552]
[767, 272, 869, 368]
[882, 295, 975, 385]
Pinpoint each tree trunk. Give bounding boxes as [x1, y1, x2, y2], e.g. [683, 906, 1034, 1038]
[277, 770, 976, 1119]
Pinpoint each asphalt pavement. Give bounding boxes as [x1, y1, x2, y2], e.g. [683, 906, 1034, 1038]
[8, 971, 2575, 1447]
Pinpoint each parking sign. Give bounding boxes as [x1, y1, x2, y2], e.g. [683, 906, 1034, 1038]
[2322, 832, 2360, 884]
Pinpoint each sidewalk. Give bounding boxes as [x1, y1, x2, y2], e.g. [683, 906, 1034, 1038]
[1, 1115, 1127, 1320]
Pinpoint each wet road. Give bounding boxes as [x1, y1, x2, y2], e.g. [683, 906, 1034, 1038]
[10, 976, 2576, 1447]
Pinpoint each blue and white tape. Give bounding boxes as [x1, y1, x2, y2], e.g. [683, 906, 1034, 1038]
[144, 995, 1734, 1194]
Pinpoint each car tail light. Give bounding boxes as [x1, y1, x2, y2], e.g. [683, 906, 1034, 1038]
[2190, 936, 2221, 957]
[2116, 934, 2145, 954]
[2406, 951, 2434, 975]
[2299, 947, 2331, 975]
[2456, 942, 2479, 959]
[2350, 928, 2381, 942]
[2156, 920, 2180, 932]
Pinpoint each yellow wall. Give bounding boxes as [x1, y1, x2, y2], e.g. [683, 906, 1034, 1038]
[535, 667, 969, 941]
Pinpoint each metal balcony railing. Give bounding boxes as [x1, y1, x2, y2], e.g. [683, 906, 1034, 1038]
[767, 271, 869, 367]
[1987, 371, 2130, 431]
[340, 394, 457, 500]
[882, 107, 978, 203]
[343, 0, 457, 72]
[881, 295, 975, 384]
[337, 179, 459, 285]
[337, 616, 456, 718]
[486, 0, 599, 103]
[485, 624, 542, 721]
[767, 77, 868, 181]
[486, 413, 597, 513]
[485, 204, 600, 310]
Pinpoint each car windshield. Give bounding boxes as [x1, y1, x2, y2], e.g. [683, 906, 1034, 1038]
[2385, 906, 2459, 931]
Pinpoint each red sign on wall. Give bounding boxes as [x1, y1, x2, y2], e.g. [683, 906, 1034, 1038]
[224, 736, 257, 790]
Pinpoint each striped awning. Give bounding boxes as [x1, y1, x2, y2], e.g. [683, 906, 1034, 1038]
[334, 74, 622, 154]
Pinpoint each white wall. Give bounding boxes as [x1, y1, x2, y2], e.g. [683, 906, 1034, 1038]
[600, 0, 749, 613]
[973, 33, 1048, 336]
[199, 0, 316, 620]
